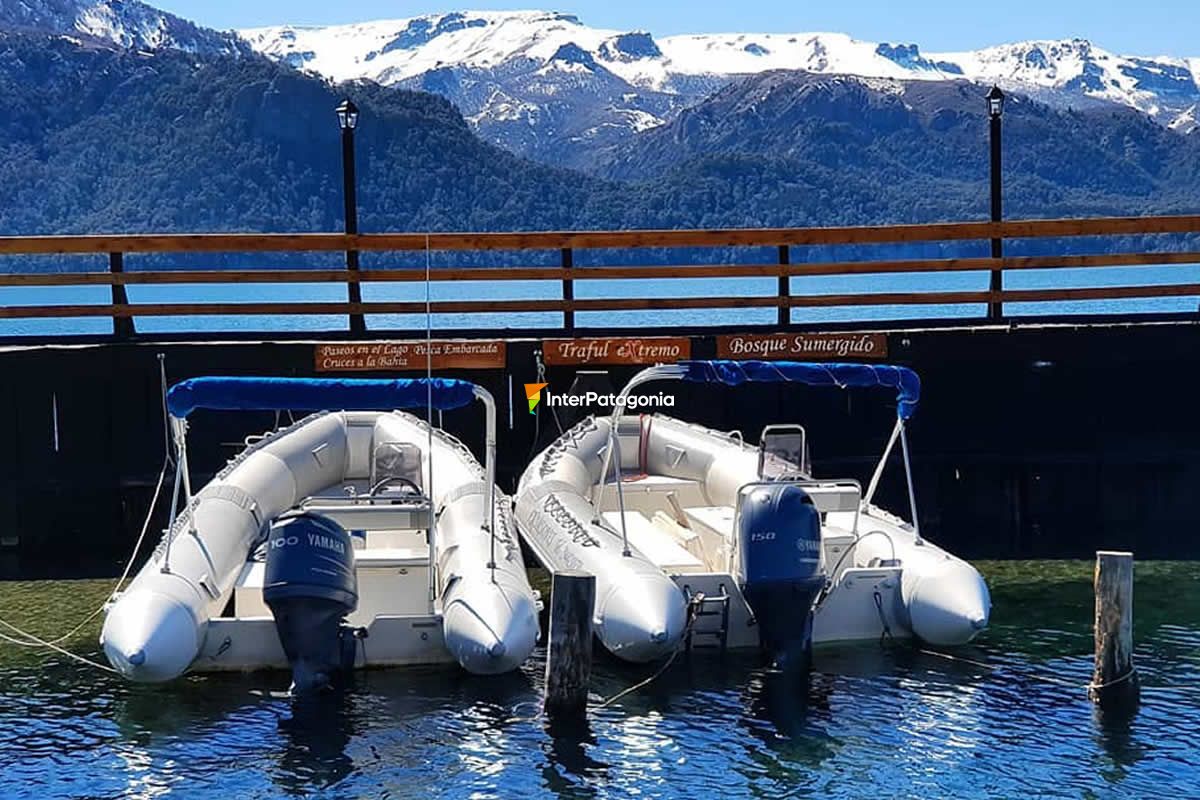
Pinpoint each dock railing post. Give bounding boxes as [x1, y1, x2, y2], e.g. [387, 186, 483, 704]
[346, 247, 365, 336]
[561, 247, 575, 333]
[1090, 550, 1140, 711]
[338, 100, 366, 336]
[109, 252, 135, 340]
[544, 569, 595, 720]
[777, 245, 790, 327]
[987, 91, 1004, 321]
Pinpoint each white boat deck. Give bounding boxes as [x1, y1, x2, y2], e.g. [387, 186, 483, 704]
[601, 511, 705, 573]
[587, 470, 911, 648]
[192, 482, 456, 674]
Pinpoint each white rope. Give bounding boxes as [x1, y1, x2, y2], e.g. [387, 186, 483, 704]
[1085, 669, 1138, 691]
[0, 618, 119, 674]
[2, 458, 170, 649]
[916, 646, 1127, 692]
[507, 596, 703, 723]
[592, 639, 686, 711]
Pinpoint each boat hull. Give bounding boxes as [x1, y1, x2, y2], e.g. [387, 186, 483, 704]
[516, 414, 990, 660]
[102, 411, 539, 681]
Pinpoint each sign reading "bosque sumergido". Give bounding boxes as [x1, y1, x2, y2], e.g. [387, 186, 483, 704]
[315, 340, 507, 372]
[717, 332, 888, 360]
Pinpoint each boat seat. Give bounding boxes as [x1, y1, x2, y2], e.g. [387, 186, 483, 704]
[602, 511, 705, 574]
[684, 506, 735, 538]
[649, 510, 710, 566]
[354, 529, 428, 550]
[679, 506, 736, 571]
[353, 547, 430, 569]
[794, 480, 863, 514]
[600, 474, 709, 513]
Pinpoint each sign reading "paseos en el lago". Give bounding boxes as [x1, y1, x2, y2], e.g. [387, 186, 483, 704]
[315, 340, 506, 372]
[717, 332, 888, 360]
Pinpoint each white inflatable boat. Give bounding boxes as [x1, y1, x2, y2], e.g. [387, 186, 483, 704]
[516, 360, 990, 666]
[101, 377, 539, 689]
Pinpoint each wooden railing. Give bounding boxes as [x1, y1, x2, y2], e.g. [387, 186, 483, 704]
[1, 214, 1199, 337]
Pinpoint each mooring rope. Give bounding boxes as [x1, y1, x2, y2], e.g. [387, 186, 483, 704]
[592, 594, 705, 711]
[506, 594, 703, 723]
[914, 646, 1140, 692]
[0, 456, 169, 661]
[0, 619, 118, 674]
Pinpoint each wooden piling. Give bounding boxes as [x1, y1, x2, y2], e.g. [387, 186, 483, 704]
[1089, 551, 1140, 711]
[544, 570, 596, 719]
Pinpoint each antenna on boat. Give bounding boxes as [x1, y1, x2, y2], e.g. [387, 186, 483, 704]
[158, 353, 173, 467]
[159, 352, 181, 575]
[425, 233, 438, 601]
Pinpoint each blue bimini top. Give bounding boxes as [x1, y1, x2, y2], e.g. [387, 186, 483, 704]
[676, 360, 921, 420]
[166, 376, 478, 419]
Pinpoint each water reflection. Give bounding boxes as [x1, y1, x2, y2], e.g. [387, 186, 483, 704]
[740, 668, 840, 797]
[275, 692, 357, 794]
[542, 716, 607, 799]
[1093, 703, 1145, 784]
[1, 564, 1199, 799]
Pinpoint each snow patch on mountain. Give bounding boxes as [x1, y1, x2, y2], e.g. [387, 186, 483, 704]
[240, 11, 682, 90]
[241, 11, 1200, 130]
[0, 0, 243, 54]
[235, 10, 1200, 168]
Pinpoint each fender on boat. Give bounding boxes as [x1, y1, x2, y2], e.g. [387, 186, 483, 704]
[516, 418, 688, 663]
[437, 487, 539, 675]
[902, 555, 991, 646]
[370, 413, 540, 675]
[101, 579, 204, 682]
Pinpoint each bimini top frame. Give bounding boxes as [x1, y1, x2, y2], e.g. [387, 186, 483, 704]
[598, 359, 925, 550]
[162, 376, 501, 594]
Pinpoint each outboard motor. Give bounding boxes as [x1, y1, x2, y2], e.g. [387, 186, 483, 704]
[735, 483, 826, 671]
[263, 511, 358, 693]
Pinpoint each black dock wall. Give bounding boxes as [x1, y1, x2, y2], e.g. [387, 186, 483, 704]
[2, 322, 1197, 578]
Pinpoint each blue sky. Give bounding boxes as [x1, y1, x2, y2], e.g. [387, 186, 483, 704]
[156, 1, 1198, 55]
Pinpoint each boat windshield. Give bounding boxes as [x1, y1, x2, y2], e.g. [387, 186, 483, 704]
[758, 424, 810, 480]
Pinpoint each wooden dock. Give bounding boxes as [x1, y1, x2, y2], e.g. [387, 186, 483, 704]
[0, 213, 1197, 335]
[0, 212, 1198, 575]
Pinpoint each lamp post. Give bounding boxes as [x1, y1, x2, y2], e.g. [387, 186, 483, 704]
[336, 98, 365, 335]
[986, 85, 1005, 320]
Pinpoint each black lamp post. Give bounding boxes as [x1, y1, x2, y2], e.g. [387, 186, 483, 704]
[986, 85, 1005, 320]
[336, 98, 365, 334]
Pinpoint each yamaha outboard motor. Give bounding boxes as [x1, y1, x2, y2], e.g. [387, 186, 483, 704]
[263, 512, 358, 693]
[735, 483, 826, 671]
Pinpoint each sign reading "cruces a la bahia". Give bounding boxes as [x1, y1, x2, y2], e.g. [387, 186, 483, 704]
[316, 340, 506, 372]
[717, 333, 888, 360]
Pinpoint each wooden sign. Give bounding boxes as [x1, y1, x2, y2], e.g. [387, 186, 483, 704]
[315, 340, 506, 372]
[543, 336, 691, 366]
[717, 332, 888, 360]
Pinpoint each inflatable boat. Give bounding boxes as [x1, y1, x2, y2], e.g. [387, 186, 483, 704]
[515, 360, 990, 666]
[101, 377, 539, 689]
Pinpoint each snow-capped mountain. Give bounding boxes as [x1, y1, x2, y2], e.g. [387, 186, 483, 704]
[1, 0, 243, 54]
[240, 10, 1200, 165]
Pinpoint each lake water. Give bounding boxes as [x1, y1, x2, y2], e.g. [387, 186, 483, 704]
[1, 262, 1198, 336]
[1, 561, 1198, 799]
